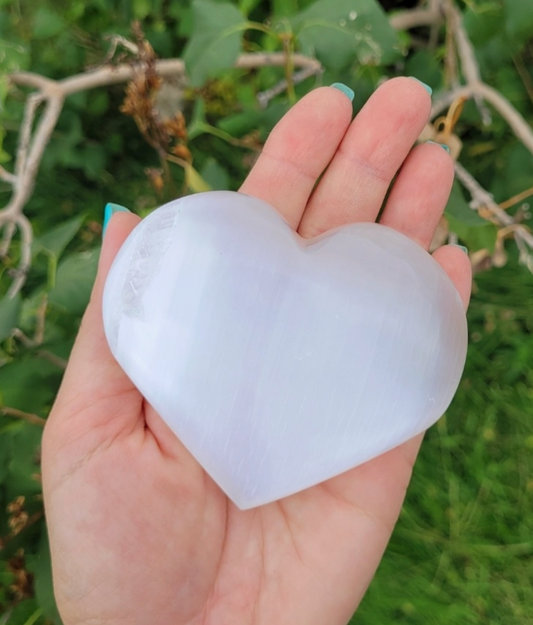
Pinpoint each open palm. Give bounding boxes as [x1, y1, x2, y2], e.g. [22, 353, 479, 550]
[42, 78, 471, 625]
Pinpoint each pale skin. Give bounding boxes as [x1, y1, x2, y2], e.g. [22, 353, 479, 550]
[42, 77, 472, 625]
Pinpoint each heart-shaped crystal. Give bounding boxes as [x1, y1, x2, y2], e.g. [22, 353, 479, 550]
[103, 191, 467, 509]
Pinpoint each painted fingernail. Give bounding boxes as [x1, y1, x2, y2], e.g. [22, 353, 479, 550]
[103, 203, 131, 237]
[330, 83, 355, 102]
[454, 244, 469, 255]
[426, 140, 451, 153]
[410, 77, 432, 95]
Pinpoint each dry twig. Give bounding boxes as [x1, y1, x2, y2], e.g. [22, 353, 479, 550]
[2, 0, 533, 299]
[1, 407, 46, 427]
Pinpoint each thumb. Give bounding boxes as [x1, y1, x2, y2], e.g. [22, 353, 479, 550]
[48, 206, 142, 431]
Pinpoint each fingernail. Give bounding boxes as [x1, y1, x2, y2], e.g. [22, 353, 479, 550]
[103, 203, 131, 237]
[330, 83, 355, 101]
[453, 244, 469, 255]
[410, 77, 432, 95]
[426, 140, 451, 153]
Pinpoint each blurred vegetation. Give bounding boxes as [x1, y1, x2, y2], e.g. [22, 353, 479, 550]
[0, 0, 532, 623]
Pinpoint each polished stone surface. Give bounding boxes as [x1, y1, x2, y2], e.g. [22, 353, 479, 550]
[103, 191, 468, 509]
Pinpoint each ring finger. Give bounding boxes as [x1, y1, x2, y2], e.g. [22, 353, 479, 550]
[298, 77, 432, 238]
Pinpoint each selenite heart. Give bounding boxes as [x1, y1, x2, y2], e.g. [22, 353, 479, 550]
[103, 191, 467, 509]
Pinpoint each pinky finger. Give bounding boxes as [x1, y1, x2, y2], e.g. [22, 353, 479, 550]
[433, 245, 472, 310]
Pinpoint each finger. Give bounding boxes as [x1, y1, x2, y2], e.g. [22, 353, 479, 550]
[299, 77, 432, 237]
[49, 211, 142, 429]
[240, 85, 354, 229]
[379, 141, 454, 248]
[433, 245, 472, 309]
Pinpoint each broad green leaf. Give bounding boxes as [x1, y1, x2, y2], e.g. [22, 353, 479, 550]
[490, 143, 533, 201]
[0, 294, 21, 342]
[463, 3, 503, 48]
[201, 158, 229, 190]
[444, 181, 488, 227]
[182, 0, 245, 85]
[32, 7, 67, 40]
[404, 50, 441, 92]
[48, 248, 100, 315]
[33, 215, 85, 261]
[0, 356, 58, 414]
[447, 215, 498, 254]
[290, 0, 401, 70]
[503, 0, 533, 49]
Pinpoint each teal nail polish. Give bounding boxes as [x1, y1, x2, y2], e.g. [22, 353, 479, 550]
[103, 203, 131, 237]
[454, 245, 469, 255]
[410, 77, 432, 95]
[426, 140, 451, 153]
[330, 83, 355, 102]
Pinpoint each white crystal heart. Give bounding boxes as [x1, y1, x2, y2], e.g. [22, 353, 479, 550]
[103, 191, 467, 509]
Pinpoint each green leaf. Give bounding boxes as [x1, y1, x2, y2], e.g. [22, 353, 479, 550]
[0, 38, 31, 74]
[6, 422, 44, 499]
[184, 164, 211, 192]
[404, 50, 441, 92]
[503, 0, 533, 48]
[0, 294, 21, 342]
[290, 0, 401, 70]
[33, 215, 85, 261]
[444, 181, 488, 227]
[201, 158, 229, 190]
[27, 532, 63, 624]
[447, 215, 498, 254]
[0, 433, 10, 485]
[2, 601, 43, 625]
[239, 0, 262, 16]
[32, 7, 67, 40]
[463, 3, 503, 48]
[133, 0, 152, 19]
[182, 0, 245, 85]
[48, 248, 100, 315]
[0, 357, 58, 414]
[273, 0, 297, 17]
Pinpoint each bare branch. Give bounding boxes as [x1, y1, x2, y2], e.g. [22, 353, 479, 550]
[446, 0, 491, 124]
[1, 406, 46, 427]
[0, 221, 16, 257]
[2, 51, 323, 295]
[36, 349, 68, 370]
[7, 214, 33, 298]
[10, 53, 321, 99]
[431, 83, 533, 155]
[16, 93, 44, 181]
[0, 165, 16, 185]
[454, 161, 533, 268]
[258, 65, 323, 108]
[390, 0, 444, 30]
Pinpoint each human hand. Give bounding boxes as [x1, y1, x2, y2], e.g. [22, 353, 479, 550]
[42, 77, 471, 625]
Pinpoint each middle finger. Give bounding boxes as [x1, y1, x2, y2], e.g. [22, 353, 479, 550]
[298, 77, 432, 238]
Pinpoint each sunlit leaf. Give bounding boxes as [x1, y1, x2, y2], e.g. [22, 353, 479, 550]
[290, 0, 401, 69]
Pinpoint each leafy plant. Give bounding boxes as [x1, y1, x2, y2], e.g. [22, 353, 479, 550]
[0, 0, 532, 622]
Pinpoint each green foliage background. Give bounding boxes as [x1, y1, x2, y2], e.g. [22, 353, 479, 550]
[0, 0, 532, 623]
